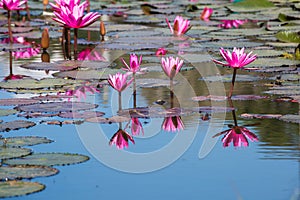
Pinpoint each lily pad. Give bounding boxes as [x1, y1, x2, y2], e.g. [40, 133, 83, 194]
[192, 95, 268, 101]
[0, 147, 32, 160]
[275, 30, 300, 43]
[85, 116, 130, 123]
[247, 58, 300, 68]
[40, 120, 84, 125]
[226, 0, 275, 12]
[0, 98, 39, 106]
[136, 78, 178, 88]
[58, 111, 105, 119]
[0, 109, 17, 117]
[240, 113, 282, 119]
[3, 153, 90, 166]
[0, 165, 58, 181]
[52, 69, 122, 80]
[202, 74, 263, 82]
[17, 112, 59, 118]
[279, 114, 300, 124]
[0, 181, 45, 198]
[16, 102, 98, 113]
[20, 62, 79, 71]
[0, 120, 36, 132]
[0, 78, 79, 90]
[1, 136, 53, 147]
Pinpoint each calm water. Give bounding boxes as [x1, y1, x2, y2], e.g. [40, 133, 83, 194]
[0, 1, 299, 199]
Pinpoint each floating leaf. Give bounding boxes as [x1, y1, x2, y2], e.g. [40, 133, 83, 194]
[0, 147, 32, 160]
[192, 95, 268, 101]
[1, 136, 53, 147]
[0, 120, 36, 132]
[0, 181, 45, 198]
[136, 78, 178, 88]
[16, 102, 98, 113]
[52, 69, 122, 80]
[58, 111, 105, 119]
[279, 114, 300, 124]
[0, 98, 39, 106]
[20, 62, 79, 71]
[226, 0, 275, 12]
[202, 74, 263, 82]
[0, 165, 58, 181]
[85, 116, 130, 123]
[0, 109, 17, 117]
[247, 58, 300, 68]
[17, 112, 59, 118]
[275, 30, 300, 43]
[4, 153, 90, 166]
[40, 120, 84, 125]
[240, 113, 282, 119]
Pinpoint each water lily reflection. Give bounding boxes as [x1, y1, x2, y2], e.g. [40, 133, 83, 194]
[162, 116, 184, 132]
[77, 48, 106, 61]
[130, 117, 144, 136]
[60, 84, 100, 101]
[219, 20, 247, 29]
[109, 128, 135, 149]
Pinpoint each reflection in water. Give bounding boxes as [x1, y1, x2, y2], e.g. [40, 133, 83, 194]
[213, 100, 259, 147]
[109, 125, 135, 150]
[58, 84, 100, 101]
[77, 47, 106, 61]
[128, 117, 144, 136]
[162, 116, 184, 132]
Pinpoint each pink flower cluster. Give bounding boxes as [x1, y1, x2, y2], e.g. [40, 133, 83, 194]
[0, 0, 26, 10]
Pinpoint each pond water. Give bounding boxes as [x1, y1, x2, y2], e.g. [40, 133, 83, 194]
[0, 0, 299, 199]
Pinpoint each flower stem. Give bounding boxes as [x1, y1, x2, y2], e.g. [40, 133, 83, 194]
[228, 68, 237, 98]
[170, 78, 174, 108]
[25, 2, 31, 21]
[118, 91, 122, 112]
[9, 51, 13, 75]
[228, 99, 238, 126]
[133, 73, 137, 108]
[7, 11, 13, 44]
[74, 28, 78, 60]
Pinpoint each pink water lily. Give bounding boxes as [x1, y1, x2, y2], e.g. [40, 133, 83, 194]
[161, 56, 184, 79]
[52, 1, 100, 28]
[121, 54, 142, 74]
[61, 85, 100, 101]
[156, 48, 167, 57]
[162, 116, 184, 132]
[213, 47, 257, 69]
[108, 72, 133, 92]
[109, 129, 135, 149]
[200, 7, 213, 21]
[166, 16, 191, 36]
[214, 126, 258, 147]
[130, 117, 144, 136]
[219, 19, 247, 29]
[50, 0, 82, 12]
[0, 0, 26, 10]
[77, 48, 106, 61]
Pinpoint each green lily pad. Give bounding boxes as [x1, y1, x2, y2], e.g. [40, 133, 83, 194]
[3, 153, 90, 166]
[136, 78, 178, 88]
[226, 0, 275, 12]
[0, 181, 45, 198]
[240, 113, 282, 119]
[0, 109, 17, 117]
[0, 120, 36, 132]
[0, 98, 39, 106]
[247, 58, 300, 68]
[252, 49, 286, 58]
[0, 78, 79, 90]
[16, 102, 98, 113]
[40, 120, 84, 125]
[52, 69, 122, 80]
[202, 74, 263, 82]
[265, 85, 300, 95]
[265, 42, 298, 48]
[0, 165, 58, 181]
[1, 136, 53, 147]
[20, 62, 79, 71]
[0, 147, 32, 160]
[275, 30, 300, 43]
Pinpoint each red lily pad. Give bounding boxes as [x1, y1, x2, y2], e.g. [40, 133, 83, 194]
[52, 69, 122, 80]
[58, 111, 105, 119]
[0, 120, 36, 132]
[0, 98, 39, 106]
[17, 112, 59, 118]
[40, 120, 84, 125]
[16, 102, 98, 113]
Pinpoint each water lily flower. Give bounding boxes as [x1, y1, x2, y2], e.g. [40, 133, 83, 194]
[161, 56, 184, 79]
[108, 72, 133, 93]
[213, 47, 257, 69]
[213, 47, 257, 98]
[130, 117, 144, 136]
[50, 0, 82, 12]
[109, 129, 135, 149]
[213, 126, 258, 147]
[78, 48, 106, 61]
[121, 54, 142, 74]
[166, 16, 191, 36]
[61, 85, 100, 101]
[200, 7, 213, 21]
[219, 19, 247, 29]
[155, 48, 167, 57]
[52, 1, 100, 28]
[3, 74, 26, 81]
[162, 116, 184, 132]
[0, 0, 26, 10]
